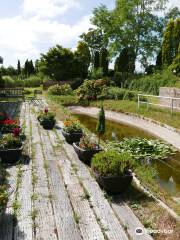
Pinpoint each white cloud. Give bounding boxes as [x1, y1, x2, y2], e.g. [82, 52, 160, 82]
[0, 14, 92, 66]
[23, 0, 79, 18]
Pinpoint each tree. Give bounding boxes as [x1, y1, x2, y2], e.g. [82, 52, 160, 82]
[114, 48, 135, 73]
[91, 0, 168, 66]
[162, 19, 175, 66]
[169, 43, 180, 74]
[0, 56, 3, 64]
[100, 48, 109, 76]
[17, 60, 21, 75]
[94, 51, 100, 70]
[96, 106, 105, 146]
[74, 41, 91, 78]
[156, 50, 162, 69]
[174, 18, 180, 57]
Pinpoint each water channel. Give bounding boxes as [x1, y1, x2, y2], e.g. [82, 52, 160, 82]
[73, 113, 180, 197]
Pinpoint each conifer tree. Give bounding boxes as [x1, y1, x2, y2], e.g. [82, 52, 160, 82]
[17, 60, 21, 75]
[94, 51, 100, 69]
[100, 48, 109, 76]
[174, 18, 180, 57]
[162, 19, 175, 66]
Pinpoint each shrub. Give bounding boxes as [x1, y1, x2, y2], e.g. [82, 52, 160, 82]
[106, 87, 139, 101]
[2, 76, 15, 87]
[92, 150, 134, 176]
[71, 78, 84, 90]
[129, 69, 180, 95]
[48, 84, 73, 95]
[23, 75, 42, 87]
[76, 79, 108, 102]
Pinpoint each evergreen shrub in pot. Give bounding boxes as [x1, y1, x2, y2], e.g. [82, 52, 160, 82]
[91, 150, 134, 194]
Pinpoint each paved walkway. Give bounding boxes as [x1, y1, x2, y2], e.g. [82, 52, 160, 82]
[0, 102, 153, 240]
[69, 106, 180, 151]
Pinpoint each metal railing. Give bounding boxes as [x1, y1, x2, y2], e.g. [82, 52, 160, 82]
[138, 94, 180, 115]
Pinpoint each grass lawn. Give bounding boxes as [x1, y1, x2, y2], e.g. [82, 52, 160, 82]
[90, 100, 180, 130]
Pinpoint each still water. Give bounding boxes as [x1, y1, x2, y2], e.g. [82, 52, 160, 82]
[74, 113, 180, 197]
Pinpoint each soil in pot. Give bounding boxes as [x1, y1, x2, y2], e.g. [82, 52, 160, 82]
[0, 146, 23, 164]
[93, 169, 133, 194]
[62, 130, 83, 144]
[73, 142, 102, 164]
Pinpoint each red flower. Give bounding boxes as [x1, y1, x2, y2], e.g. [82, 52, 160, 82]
[44, 107, 48, 114]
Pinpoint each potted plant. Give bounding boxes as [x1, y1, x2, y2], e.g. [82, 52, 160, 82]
[91, 150, 134, 194]
[0, 119, 19, 134]
[0, 129, 23, 164]
[62, 118, 83, 144]
[38, 108, 56, 130]
[73, 134, 102, 164]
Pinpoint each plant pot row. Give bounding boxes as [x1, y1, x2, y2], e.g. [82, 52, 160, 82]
[62, 128, 133, 194]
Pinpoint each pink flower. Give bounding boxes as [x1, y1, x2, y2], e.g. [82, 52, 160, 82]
[12, 127, 21, 137]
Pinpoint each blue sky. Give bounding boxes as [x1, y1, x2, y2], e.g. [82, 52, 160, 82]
[0, 0, 179, 67]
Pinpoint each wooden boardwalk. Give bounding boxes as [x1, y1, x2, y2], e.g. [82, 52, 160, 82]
[0, 102, 153, 240]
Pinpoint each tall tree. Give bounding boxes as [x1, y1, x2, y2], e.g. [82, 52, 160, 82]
[174, 18, 180, 57]
[17, 60, 21, 75]
[156, 50, 162, 70]
[162, 19, 175, 66]
[114, 48, 135, 73]
[94, 51, 100, 70]
[100, 48, 109, 76]
[91, 0, 168, 66]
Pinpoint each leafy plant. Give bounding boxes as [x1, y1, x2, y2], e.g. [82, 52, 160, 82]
[48, 84, 73, 96]
[79, 134, 98, 150]
[0, 133, 22, 150]
[92, 150, 135, 177]
[106, 138, 176, 162]
[38, 108, 55, 122]
[0, 119, 19, 133]
[63, 118, 82, 133]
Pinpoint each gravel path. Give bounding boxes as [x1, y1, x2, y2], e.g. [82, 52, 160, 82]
[69, 106, 180, 151]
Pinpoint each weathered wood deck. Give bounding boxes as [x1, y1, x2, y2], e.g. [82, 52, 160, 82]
[0, 102, 153, 240]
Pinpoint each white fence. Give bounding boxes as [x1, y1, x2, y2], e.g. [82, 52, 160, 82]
[138, 94, 180, 115]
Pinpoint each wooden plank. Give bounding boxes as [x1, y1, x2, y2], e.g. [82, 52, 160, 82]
[39, 130, 83, 239]
[14, 102, 33, 240]
[55, 126, 129, 240]
[47, 131, 105, 240]
[111, 196, 153, 240]
[30, 110, 58, 240]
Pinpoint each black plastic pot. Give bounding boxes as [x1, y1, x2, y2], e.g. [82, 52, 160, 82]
[62, 129, 83, 144]
[0, 146, 23, 164]
[41, 119, 56, 130]
[92, 168, 133, 194]
[73, 142, 102, 164]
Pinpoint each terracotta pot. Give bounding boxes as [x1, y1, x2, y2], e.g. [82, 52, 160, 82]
[73, 142, 102, 164]
[62, 129, 83, 144]
[92, 168, 133, 194]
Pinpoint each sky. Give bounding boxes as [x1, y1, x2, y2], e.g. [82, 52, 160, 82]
[0, 0, 179, 68]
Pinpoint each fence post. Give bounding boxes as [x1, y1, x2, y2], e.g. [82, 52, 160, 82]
[171, 98, 174, 116]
